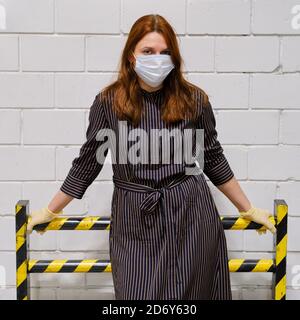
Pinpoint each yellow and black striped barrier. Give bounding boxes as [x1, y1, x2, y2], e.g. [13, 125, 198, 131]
[273, 200, 288, 300]
[16, 199, 288, 300]
[15, 200, 30, 300]
[28, 259, 274, 273]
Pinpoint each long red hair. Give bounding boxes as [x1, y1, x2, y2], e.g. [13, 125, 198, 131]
[101, 14, 208, 127]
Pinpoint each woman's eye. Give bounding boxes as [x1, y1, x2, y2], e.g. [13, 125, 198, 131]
[142, 50, 171, 55]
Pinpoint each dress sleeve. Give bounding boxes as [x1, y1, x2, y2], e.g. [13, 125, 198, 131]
[200, 98, 234, 186]
[60, 93, 109, 199]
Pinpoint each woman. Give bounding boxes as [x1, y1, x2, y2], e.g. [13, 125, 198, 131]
[27, 14, 276, 300]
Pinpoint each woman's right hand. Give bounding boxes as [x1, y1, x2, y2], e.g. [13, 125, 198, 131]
[27, 207, 63, 235]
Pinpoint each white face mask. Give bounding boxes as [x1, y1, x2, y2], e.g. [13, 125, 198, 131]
[133, 52, 175, 88]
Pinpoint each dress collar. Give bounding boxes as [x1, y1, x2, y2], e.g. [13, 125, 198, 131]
[140, 86, 164, 97]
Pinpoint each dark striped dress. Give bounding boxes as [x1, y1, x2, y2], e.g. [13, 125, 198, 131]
[60, 86, 234, 300]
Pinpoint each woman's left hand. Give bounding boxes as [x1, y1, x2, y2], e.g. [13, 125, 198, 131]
[239, 205, 276, 235]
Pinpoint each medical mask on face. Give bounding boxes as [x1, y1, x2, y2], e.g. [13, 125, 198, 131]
[133, 52, 175, 88]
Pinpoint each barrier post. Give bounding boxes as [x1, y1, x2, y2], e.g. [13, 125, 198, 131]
[15, 200, 30, 300]
[273, 199, 288, 300]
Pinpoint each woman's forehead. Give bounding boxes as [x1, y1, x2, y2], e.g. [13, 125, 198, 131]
[137, 32, 168, 49]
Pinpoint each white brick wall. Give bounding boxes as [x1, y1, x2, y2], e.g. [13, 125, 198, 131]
[0, 0, 299, 300]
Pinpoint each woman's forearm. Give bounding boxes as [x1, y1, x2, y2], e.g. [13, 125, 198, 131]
[216, 176, 252, 212]
[48, 190, 74, 213]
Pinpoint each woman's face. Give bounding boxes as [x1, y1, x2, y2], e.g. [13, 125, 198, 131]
[132, 31, 171, 91]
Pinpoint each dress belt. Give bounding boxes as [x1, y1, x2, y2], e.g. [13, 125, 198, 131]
[112, 173, 192, 215]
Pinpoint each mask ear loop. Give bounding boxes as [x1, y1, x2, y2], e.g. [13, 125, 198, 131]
[131, 52, 137, 71]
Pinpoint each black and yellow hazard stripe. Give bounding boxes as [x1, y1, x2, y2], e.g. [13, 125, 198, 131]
[273, 199, 288, 300]
[33, 216, 274, 232]
[28, 260, 111, 273]
[33, 216, 111, 232]
[27, 259, 274, 274]
[15, 200, 30, 300]
[16, 199, 287, 300]
[229, 259, 275, 272]
[221, 216, 276, 231]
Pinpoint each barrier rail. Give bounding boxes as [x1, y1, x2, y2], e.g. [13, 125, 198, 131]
[15, 199, 288, 300]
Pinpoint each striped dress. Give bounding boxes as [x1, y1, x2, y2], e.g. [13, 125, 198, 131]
[60, 86, 234, 300]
